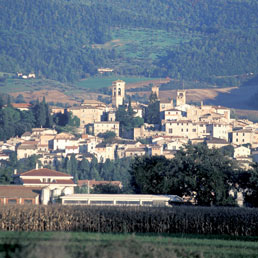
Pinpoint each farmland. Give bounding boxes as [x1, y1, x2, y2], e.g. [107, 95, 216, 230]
[74, 76, 161, 90]
[0, 205, 258, 236]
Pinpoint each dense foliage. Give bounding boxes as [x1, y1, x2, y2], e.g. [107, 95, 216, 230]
[0, 97, 79, 141]
[0, 205, 258, 236]
[144, 92, 160, 124]
[115, 99, 144, 138]
[0, 0, 257, 83]
[130, 144, 238, 206]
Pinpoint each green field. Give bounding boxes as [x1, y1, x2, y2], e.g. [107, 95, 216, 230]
[75, 76, 160, 89]
[0, 232, 258, 258]
[111, 28, 194, 60]
[0, 78, 71, 94]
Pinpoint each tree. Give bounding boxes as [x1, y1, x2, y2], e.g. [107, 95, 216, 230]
[91, 184, 122, 194]
[130, 143, 238, 206]
[98, 131, 116, 143]
[145, 92, 160, 125]
[239, 163, 258, 207]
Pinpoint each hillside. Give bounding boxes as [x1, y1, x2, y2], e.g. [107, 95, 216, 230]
[0, 0, 257, 85]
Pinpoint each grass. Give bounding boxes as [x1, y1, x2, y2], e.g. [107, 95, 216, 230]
[0, 232, 258, 258]
[110, 27, 195, 60]
[74, 76, 160, 89]
[93, 27, 194, 60]
[0, 78, 71, 93]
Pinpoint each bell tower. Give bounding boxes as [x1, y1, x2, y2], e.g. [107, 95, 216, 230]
[176, 90, 186, 106]
[112, 80, 125, 108]
[151, 85, 159, 99]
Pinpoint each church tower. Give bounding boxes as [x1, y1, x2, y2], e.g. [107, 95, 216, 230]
[151, 85, 159, 99]
[112, 80, 125, 108]
[176, 90, 186, 106]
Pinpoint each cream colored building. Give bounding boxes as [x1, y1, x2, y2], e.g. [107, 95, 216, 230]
[206, 123, 230, 141]
[94, 143, 115, 161]
[234, 146, 251, 158]
[92, 121, 120, 136]
[160, 100, 174, 112]
[112, 80, 125, 108]
[163, 109, 183, 121]
[125, 147, 146, 158]
[163, 120, 207, 139]
[68, 106, 105, 128]
[232, 129, 253, 146]
[17, 143, 38, 159]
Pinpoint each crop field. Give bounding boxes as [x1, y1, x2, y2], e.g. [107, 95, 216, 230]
[0, 205, 258, 236]
[0, 205, 258, 257]
[0, 231, 258, 258]
[75, 76, 160, 89]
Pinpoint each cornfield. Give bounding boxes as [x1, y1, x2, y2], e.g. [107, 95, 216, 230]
[0, 205, 257, 236]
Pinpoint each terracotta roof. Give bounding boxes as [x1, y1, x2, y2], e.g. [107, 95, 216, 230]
[83, 99, 104, 105]
[11, 103, 31, 109]
[0, 185, 40, 198]
[66, 146, 78, 149]
[20, 168, 72, 177]
[21, 179, 75, 185]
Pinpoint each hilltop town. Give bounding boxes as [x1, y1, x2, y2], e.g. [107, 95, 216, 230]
[0, 80, 258, 205]
[1, 80, 257, 170]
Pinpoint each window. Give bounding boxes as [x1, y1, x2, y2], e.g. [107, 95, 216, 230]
[116, 201, 140, 205]
[24, 199, 33, 204]
[64, 200, 79, 204]
[78, 200, 88, 204]
[118, 88, 121, 96]
[193, 129, 196, 132]
[8, 199, 17, 204]
[142, 201, 153, 206]
[90, 200, 113, 205]
[169, 129, 173, 134]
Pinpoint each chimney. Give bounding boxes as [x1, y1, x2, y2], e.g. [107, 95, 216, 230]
[36, 163, 39, 170]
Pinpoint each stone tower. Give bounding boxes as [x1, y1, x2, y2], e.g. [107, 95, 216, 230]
[151, 85, 159, 99]
[112, 80, 125, 108]
[176, 90, 186, 106]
